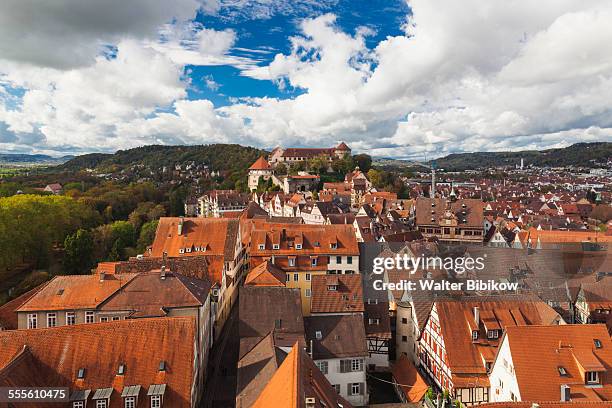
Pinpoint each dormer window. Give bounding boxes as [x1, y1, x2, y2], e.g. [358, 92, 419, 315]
[288, 257, 296, 267]
[311, 257, 317, 266]
[178, 248, 185, 254]
[315, 330, 322, 340]
[328, 284, 338, 291]
[368, 318, 380, 325]
[594, 339, 602, 348]
[185, 247, 191, 253]
[273, 244, 280, 250]
[118, 364, 126, 375]
[558, 366, 567, 376]
[77, 368, 86, 379]
[296, 244, 302, 249]
[586, 371, 599, 384]
[472, 330, 479, 341]
[330, 242, 337, 249]
[274, 319, 282, 329]
[258, 244, 265, 250]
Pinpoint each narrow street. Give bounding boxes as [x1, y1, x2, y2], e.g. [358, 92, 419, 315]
[202, 304, 239, 408]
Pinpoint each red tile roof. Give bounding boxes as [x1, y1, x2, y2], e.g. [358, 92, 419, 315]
[0, 285, 45, 329]
[503, 324, 612, 402]
[392, 354, 429, 402]
[17, 273, 137, 312]
[310, 274, 364, 314]
[252, 342, 352, 408]
[244, 260, 286, 287]
[249, 156, 272, 170]
[0, 317, 197, 407]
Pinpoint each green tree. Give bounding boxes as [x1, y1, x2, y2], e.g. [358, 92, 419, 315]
[64, 229, 94, 274]
[137, 220, 159, 253]
[308, 157, 327, 175]
[353, 154, 372, 172]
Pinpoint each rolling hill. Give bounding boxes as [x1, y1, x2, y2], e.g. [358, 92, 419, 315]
[428, 142, 611, 171]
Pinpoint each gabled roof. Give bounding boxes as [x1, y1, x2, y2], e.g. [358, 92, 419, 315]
[0, 317, 197, 407]
[503, 324, 612, 402]
[98, 271, 211, 317]
[336, 142, 350, 151]
[245, 261, 286, 287]
[249, 156, 272, 170]
[391, 354, 428, 402]
[310, 274, 364, 314]
[149, 217, 238, 258]
[237, 332, 287, 408]
[17, 273, 137, 312]
[252, 342, 352, 408]
[304, 315, 368, 360]
[0, 285, 46, 329]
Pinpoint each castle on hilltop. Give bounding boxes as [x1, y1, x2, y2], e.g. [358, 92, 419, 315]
[247, 142, 351, 192]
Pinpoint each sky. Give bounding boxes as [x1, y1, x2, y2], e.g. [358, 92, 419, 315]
[0, 0, 611, 159]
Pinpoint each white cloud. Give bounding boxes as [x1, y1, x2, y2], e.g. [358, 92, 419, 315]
[1, 0, 612, 156]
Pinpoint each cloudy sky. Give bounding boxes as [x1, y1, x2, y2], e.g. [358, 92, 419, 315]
[1, 0, 611, 159]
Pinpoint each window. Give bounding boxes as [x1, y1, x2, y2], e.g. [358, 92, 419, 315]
[100, 317, 109, 322]
[305, 288, 311, 298]
[369, 318, 380, 325]
[336, 256, 342, 264]
[150, 395, 161, 408]
[305, 273, 311, 281]
[315, 331, 322, 340]
[296, 244, 302, 249]
[293, 273, 299, 282]
[124, 397, 136, 408]
[350, 383, 362, 396]
[273, 244, 280, 250]
[311, 257, 317, 266]
[47, 313, 57, 328]
[347, 256, 352, 264]
[66, 312, 76, 326]
[112, 316, 120, 321]
[586, 371, 599, 384]
[73, 402, 84, 408]
[288, 257, 296, 267]
[315, 361, 328, 374]
[472, 330, 478, 340]
[330, 242, 337, 249]
[96, 400, 108, 408]
[594, 339, 602, 348]
[85, 311, 94, 324]
[258, 244, 265, 250]
[27, 313, 37, 329]
[401, 317, 408, 324]
[487, 330, 499, 339]
[286, 274, 290, 282]
[351, 359, 363, 372]
[333, 385, 340, 394]
[558, 366, 567, 376]
[274, 319, 282, 329]
[402, 335, 408, 342]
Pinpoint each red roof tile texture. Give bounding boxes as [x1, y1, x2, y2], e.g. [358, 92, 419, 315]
[0, 317, 197, 407]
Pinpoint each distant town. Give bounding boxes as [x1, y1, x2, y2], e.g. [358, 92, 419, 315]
[0, 141, 610, 408]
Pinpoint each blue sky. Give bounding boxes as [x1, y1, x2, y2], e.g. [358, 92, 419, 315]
[0, 0, 610, 158]
[187, 0, 409, 106]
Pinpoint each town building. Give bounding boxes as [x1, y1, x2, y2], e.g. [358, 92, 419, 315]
[248, 223, 360, 316]
[304, 314, 369, 406]
[415, 198, 485, 243]
[0, 317, 203, 407]
[198, 190, 250, 218]
[420, 298, 564, 406]
[268, 142, 351, 168]
[148, 217, 243, 335]
[488, 324, 611, 403]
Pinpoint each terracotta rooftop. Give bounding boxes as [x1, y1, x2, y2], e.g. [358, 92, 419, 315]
[244, 260, 286, 287]
[0, 317, 197, 407]
[503, 324, 612, 402]
[252, 342, 352, 408]
[0, 285, 45, 329]
[17, 273, 137, 312]
[304, 314, 368, 360]
[391, 354, 429, 402]
[249, 156, 272, 170]
[98, 271, 211, 317]
[310, 274, 364, 314]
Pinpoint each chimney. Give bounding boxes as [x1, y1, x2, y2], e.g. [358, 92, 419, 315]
[177, 217, 184, 235]
[473, 306, 480, 326]
[561, 384, 570, 402]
